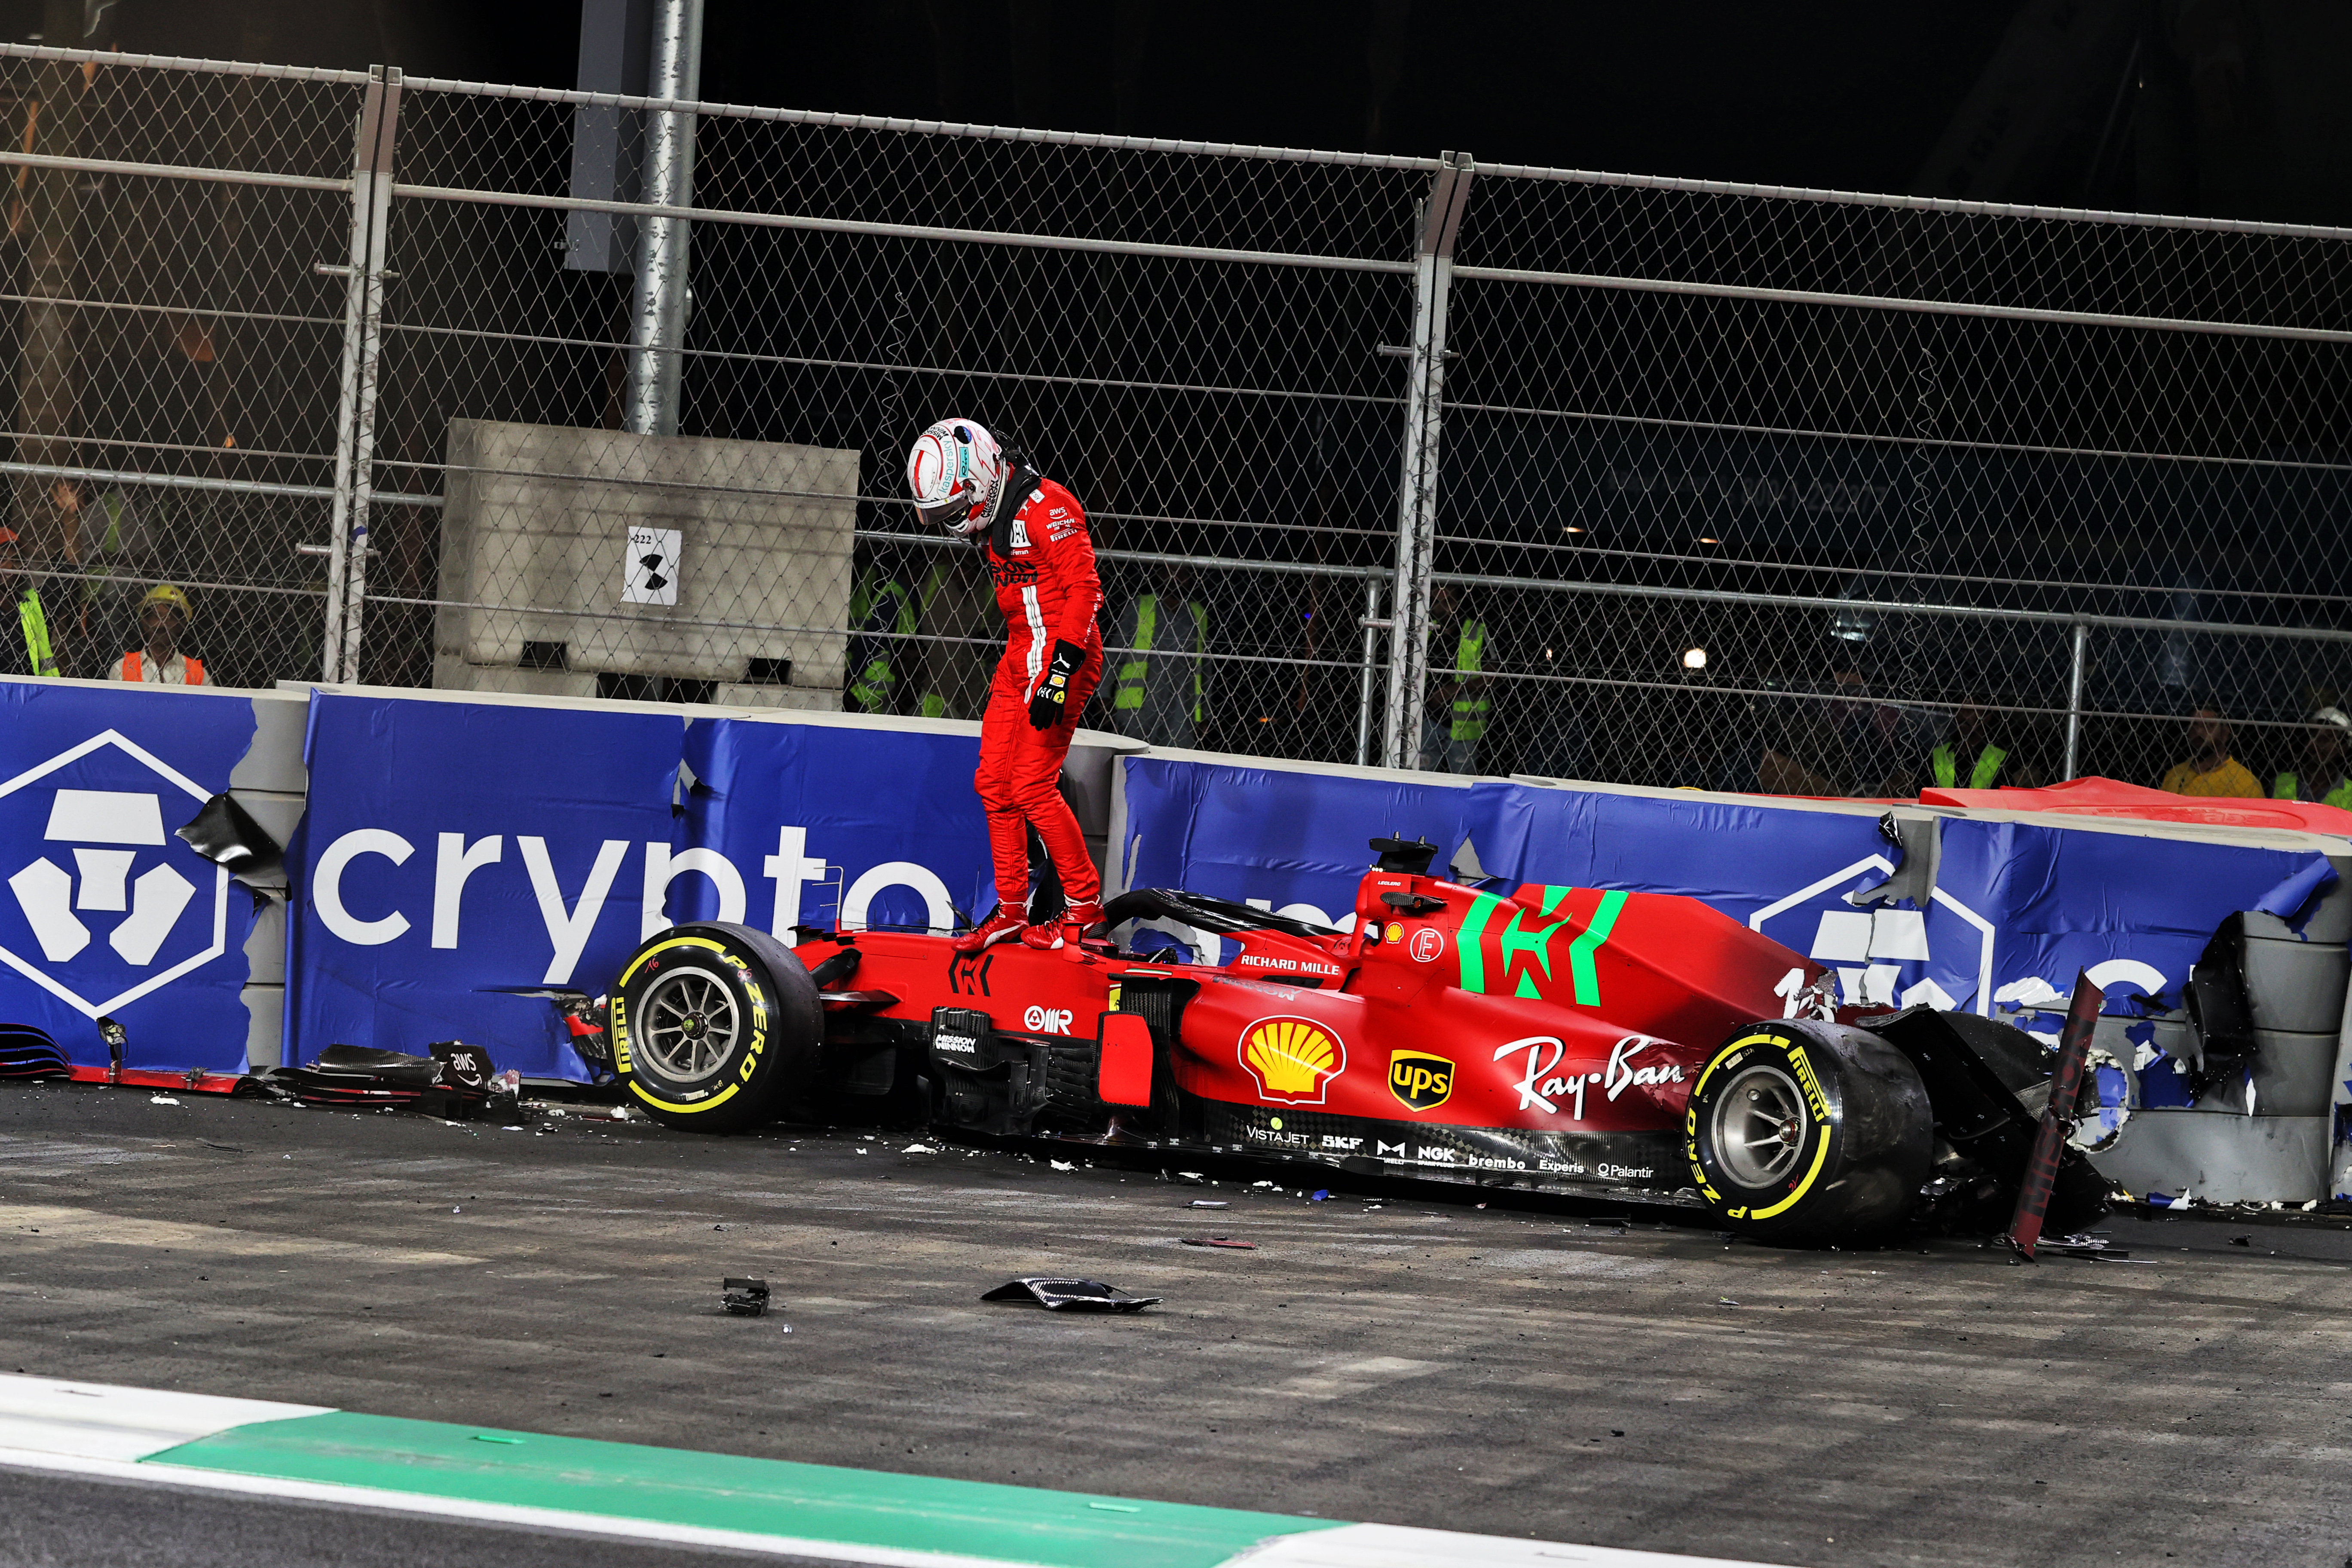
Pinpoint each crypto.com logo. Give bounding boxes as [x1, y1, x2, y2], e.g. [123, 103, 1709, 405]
[1748, 853, 1994, 1014]
[0, 730, 229, 1017]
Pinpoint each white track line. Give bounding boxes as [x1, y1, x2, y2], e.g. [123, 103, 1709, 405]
[0, 1373, 1795, 1568]
[0, 1444, 1039, 1568]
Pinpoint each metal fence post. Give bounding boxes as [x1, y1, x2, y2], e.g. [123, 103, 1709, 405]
[624, 0, 703, 436]
[1381, 151, 1471, 769]
[2063, 619, 2088, 780]
[1356, 575, 1385, 766]
[320, 65, 400, 684]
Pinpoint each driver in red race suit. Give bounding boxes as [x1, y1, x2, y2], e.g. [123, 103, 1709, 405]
[905, 418, 1106, 954]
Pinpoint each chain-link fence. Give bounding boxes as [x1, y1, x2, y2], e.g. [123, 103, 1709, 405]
[5, 41, 2351, 804]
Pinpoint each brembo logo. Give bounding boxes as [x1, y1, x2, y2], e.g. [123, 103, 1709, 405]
[0, 732, 230, 1017]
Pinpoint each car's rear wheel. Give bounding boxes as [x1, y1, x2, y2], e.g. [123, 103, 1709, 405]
[612, 922, 819, 1132]
[1686, 1018, 1932, 1243]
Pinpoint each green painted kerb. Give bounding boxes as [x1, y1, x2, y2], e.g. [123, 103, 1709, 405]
[149, 1412, 1342, 1568]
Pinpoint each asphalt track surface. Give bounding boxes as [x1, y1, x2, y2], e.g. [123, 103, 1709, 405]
[1, 1083, 2349, 1567]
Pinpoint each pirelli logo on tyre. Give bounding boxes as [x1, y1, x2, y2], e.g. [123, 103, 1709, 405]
[1388, 1049, 1455, 1112]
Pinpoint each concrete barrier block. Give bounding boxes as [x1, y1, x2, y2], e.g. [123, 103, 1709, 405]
[2088, 1110, 2327, 1204]
[2244, 936, 2350, 1034]
[436, 419, 855, 685]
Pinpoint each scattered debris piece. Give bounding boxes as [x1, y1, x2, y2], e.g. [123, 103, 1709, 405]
[1050, 1160, 1076, 1171]
[982, 1277, 1160, 1312]
[176, 792, 284, 876]
[1252, 1180, 1277, 1189]
[1587, 1216, 1633, 1228]
[1716, 1298, 1740, 1307]
[1309, 1190, 1330, 1202]
[2043, 1235, 2129, 1260]
[1181, 1237, 1256, 1250]
[149, 1094, 181, 1106]
[1175, 1172, 1207, 1184]
[247, 1042, 520, 1121]
[2229, 1235, 2251, 1247]
[200, 1142, 245, 1154]
[0, 1026, 68, 1081]
[721, 1277, 772, 1317]
[1186, 1200, 1229, 1210]
[903, 1144, 937, 1154]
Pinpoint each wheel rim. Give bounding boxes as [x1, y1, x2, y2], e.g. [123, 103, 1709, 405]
[637, 969, 739, 1085]
[1712, 1063, 1809, 1187]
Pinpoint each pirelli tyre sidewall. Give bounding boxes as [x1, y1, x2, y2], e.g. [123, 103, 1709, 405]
[1686, 1019, 1932, 1243]
[612, 922, 820, 1133]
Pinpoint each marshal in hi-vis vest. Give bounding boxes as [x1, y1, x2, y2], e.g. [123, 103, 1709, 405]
[1449, 619, 1488, 744]
[2273, 771, 2352, 810]
[15, 585, 56, 677]
[117, 649, 205, 685]
[1930, 741, 2005, 790]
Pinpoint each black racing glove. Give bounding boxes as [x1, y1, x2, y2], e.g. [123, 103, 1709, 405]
[1028, 640, 1086, 730]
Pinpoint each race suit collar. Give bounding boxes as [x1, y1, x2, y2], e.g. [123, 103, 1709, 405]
[984, 465, 1042, 557]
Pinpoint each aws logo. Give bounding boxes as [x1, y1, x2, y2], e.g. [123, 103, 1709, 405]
[1239, 1015, 1344, 1105]
[1388, 1049, 1454, 1112]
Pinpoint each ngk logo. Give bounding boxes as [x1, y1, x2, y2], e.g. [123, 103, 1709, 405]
[0, 731, 229, 1017]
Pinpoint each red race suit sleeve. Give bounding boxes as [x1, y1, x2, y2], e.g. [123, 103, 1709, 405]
[1026, 482, 1103, 649]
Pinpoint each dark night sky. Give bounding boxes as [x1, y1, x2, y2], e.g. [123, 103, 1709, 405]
[0, 2, 2065, 195]
[11, 1, 2346, 222]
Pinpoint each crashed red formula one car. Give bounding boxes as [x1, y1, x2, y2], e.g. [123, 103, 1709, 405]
[597, 837, 2106, 1243]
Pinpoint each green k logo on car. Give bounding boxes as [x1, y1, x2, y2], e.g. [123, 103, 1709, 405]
[1455, 886, 1628, 1005]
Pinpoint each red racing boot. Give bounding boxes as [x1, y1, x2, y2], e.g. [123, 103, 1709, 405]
[952, 905, 1029, 955]
[1020, 898, 1107, 953]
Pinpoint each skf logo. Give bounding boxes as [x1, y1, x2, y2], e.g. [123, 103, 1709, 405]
[0, 732, 229, 1017]
[1388, 1050, 1454, 1112]
[1239, 1015, 1344, 1105]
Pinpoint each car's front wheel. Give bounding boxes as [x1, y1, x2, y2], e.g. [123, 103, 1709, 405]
[612, 922, 819, 1132]
[1685, 1018, 1932, 1243]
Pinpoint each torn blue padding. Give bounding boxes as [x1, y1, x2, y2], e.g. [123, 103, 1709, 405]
[2254, 855, 2339, 932]
[2138, 1054, 2195, 1108]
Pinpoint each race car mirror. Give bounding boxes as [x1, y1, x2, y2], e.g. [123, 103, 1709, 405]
[1369, 836, 1438, 876]
[1096, 1013, 1154, 1106]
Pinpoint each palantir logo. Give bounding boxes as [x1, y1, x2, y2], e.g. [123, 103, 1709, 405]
[0, 731, 230, 1017]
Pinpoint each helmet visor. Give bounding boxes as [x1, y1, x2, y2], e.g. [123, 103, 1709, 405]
[916, 496, 974, 532]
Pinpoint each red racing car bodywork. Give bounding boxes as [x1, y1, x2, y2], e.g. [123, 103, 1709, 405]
[603, 838, 2106, 1242]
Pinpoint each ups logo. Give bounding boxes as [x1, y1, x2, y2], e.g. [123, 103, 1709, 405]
[1388, 1050, 1454, 1112]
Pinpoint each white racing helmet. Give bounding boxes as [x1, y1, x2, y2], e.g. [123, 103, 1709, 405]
[906, 418, 1004, 536]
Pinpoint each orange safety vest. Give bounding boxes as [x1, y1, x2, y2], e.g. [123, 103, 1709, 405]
[121, 650, 204, 686]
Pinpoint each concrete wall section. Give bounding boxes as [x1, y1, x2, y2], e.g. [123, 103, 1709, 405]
[435, 420, 856, 697]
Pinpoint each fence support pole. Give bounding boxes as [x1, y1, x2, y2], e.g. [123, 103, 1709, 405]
[1381, 151, 1472, 769]
[2063, 619, 2088, 780]
[623, 0, 703, 437]
[1356, 576, 1384, 767]
[320, 65, 400, 684]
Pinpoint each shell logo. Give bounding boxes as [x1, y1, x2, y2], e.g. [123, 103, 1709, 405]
[1238, 1015, 1345, 1105]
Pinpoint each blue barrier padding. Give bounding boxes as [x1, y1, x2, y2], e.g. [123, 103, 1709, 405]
[1115, 757, 2343, 1022]
[0, 680, 258, 1075]
[676, 717, 990, 934]
[2254, 854, 2340, 931]
[285, 693, 683, 1080]
[1117, 757, 1477, 949]
[1930, 817, 2331, 1016]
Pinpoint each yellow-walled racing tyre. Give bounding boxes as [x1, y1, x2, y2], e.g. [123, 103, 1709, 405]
[1686, 1018, 1932, 1243]
[612, 922, 819, 1133]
